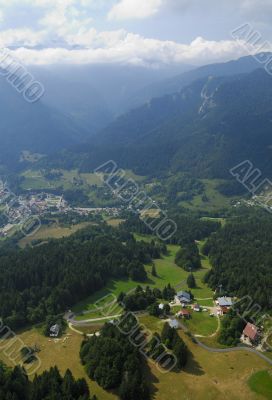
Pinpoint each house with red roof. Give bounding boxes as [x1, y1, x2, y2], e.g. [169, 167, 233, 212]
[176, 309, 191, 319]
[242, 323, 260, 344]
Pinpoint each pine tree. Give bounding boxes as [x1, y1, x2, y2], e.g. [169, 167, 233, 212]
[151, 263, 157, 277]
[187, 273, 196, 289]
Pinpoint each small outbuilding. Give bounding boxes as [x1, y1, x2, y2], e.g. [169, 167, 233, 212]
[168, 319, 179, 329]
[50, 324, 60, 337]
[193, 304, 201, 312]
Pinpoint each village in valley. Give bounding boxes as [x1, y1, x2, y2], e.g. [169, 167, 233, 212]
[0, 186, 122, 238]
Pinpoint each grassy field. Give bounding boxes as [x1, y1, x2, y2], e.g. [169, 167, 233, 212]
[183, 311, 218, 336]
[180, 179, 237, 213]
[138, 315, 167, 333]
[75, 306, 123, 321]
[105, 218, 125, 227]
[197, 298, 214, 307]
[73, 239, 215, 317]
[248, 370, 272, 399]
[0, 321, 269, 400]
[20, 168, 145, 192]
[148, 330, 269, 400]
[73, 244, 186, 316]
[19, 222, 92, 248]
[73, 324, 104, 335]
[21, 170, 53, 190]
[0, 327, 117, 400]
[134, 233, 156, 243]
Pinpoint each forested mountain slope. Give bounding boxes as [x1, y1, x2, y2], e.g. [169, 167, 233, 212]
[54, 68, 272, 179]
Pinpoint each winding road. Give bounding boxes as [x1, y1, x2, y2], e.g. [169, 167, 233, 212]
[177, 319, 272, 366]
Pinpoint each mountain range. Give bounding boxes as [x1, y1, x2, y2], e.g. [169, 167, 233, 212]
[50, 56, 272, 179]
[1, 53, 272, 179]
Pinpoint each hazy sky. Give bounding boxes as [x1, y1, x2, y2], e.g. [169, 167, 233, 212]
[0, 0, 271, 66]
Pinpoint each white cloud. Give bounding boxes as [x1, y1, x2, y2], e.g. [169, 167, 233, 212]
[0, 28, 46, 47]
[7, 33, 264, 67]
[0, 0, 270, 68]
[108, 0, 162, 20]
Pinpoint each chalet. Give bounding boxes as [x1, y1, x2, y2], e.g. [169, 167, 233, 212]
[242, 323, 260, 344]
[216, 297, 233, 308]
[176, 291, 191, 304]
[168, 319, 179, 329]
[177, 309, 191, 319]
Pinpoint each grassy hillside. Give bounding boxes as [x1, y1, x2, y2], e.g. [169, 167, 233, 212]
[1, 323, 269, 400]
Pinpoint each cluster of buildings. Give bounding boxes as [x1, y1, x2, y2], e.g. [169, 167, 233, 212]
[174, 291, 204, 321]
[174, 292, 263, 348]
[17, 193, 68, 215]
[0, 188, 123, 237]
[0, 193, 69, 237]
[74, 207, 121, 217]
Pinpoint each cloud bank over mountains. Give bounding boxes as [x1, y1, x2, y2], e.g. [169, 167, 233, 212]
[0, 0, 271, 66]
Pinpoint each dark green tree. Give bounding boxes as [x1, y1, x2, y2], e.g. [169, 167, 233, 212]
[187, 273, 196, 289]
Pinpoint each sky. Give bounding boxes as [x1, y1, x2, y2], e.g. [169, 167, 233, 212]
[0, 0, 272, 67]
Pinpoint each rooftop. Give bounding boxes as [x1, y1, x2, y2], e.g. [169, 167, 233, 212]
[179, 309, 191, 315]
[243, 323, 259, 341]
[177, 291, 191, 300]
[217, 297, 233, 307]
[169, 319, 179, 329]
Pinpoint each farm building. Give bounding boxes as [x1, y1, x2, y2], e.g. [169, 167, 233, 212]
[242, 322, 260, 345]
[216, 297, 233, 308]
[176, 309, 191, 319]
[176, 291, 191, 304]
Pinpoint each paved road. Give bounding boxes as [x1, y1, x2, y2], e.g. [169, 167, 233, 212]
[67, 307, 272, 366]
[69, 314, 122, 326]
[175, 319, 272, 366]
[195, 339, 272, 365]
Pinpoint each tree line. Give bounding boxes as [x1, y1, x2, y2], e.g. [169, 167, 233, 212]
[175, 241, 201, 271]
[203, 211, 272, 308]
[121, 213, 219, 246]
[80, 320, 149, 400]
[0, 224, 164, 329]
[0, 363, 94, 400]
[118, 284, 175, 314]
